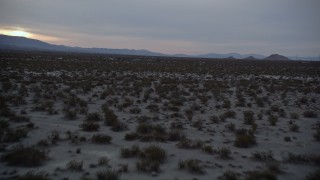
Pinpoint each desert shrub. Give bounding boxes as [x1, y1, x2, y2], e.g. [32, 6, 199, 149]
[192, 120, 203, 130]
[64, 109, 77, 120]
[47, 130, 60, 145]
[129, 107, 141, 114]
[136, 123, 153, 134]
[96, 169, 120, 180]
[125, 132, 140, 141]
[168, 130, 185, 141]
[290, 113, 299, 119]
[284, 136, 291, 142]
[147, 104, 159, 113]
[119, 163, 129, 173]
[243, 111, 255, 125]
[219, 170, 240, 180]
[2, 145, 48, 166]
[268, 115, 278, 126]
[136, 123, 167, 142]
[223, 110, 236, 118]
[255, 97, 265, 107]
[251, 151, 274, 161]
[278, 109, 286, 118]
[0, 119, 9, 129]
[136, 159, 161, 173]
[170, 121, 183, 129]
[26, 122, 35, 128]
[285, 153, 320, 165]
[177, 138, 204, 149]
[103, 108, 118, 126]
[234, 129, 256, 148]
[265, 161, 281, 173]
[2, 128, 28, 142]
[289, 124, 299, 132]
[80, 121, 100, 131]
[120, 145, 141, 158]
[142, 144, 166, 163]
[314, 130, 320, 141]
[225, 122, 235, 131]
[136, 144, 166, 173]
[178, 159, 204, 174]
[216, 147, 231, 159]
[66, 160, 83, 171]
[17, 171, 50, 180]
[91, 134, 112, 144]
[86, 112, 102, 122]
[210, 115, 220, 123]
[244, 170, 277, 180]
[111, 121, 128, 132]
[9, 115, 30, 122]
[202, 145, 214, 154]
[37, 139, 50, 147]
[303, 111, 317, 118]
[222, 100, 231, 108]
[65, 131, 86, 144]
[306, 169, 320, 180]
[98, 157, 109, 166]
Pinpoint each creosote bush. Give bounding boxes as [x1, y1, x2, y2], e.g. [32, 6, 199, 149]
[306, 170, 320, 180]
[268, 115, 278, 126]
[98, 156, 109, 166]
[136, 145, 166, 173]
[234, 129, 256, 148]
[202, 145, 214, 154]
[142, 144, 166, 163]
[243, 111, 255, 125]
[178, 159, 204, 174]
[66, 160, 83, 171]
[1, 145, 48, 167]
[121, 145, 141, 158]
[244, 170, 277, 180]
[17, 171, 50, 180]
[80, 121, 100, 131]
[96, 169, 120, 180]
[303, 111, 317, 118]
[177, 138, 204, 149]
[216, 147, 231, 159]
[86, 112, 102, 122]
[91, 134, 112, 144]
[219, 170, 240, 180]
[251, 151, 274, 161]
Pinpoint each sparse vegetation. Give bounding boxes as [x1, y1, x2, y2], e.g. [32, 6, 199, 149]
[66, 160, 83, 171]
[1, 145, 48, 166]
[178, 159, 204, 174]
[268, 115, 278, 126]
[96, 169, 120, 180]
[234, 129, 256, 148]
[1, 51, 319, 179]
[91, 134, 112, 144]
[80, 121, 100, 131]
[244, 170, 277, 180]
[303, 111, 317, 118]
[17, 171, 50, 180]
[219, 170, 240, 180]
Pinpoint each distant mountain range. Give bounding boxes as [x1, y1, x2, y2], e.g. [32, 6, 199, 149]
[0, 34, 318, 61]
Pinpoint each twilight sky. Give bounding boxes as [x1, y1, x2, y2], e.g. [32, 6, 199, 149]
[0, 0, 319, 56]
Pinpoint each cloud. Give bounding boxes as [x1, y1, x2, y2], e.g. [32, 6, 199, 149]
[0, 0, 319, 56]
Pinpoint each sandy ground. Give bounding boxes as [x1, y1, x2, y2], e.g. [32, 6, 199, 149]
[0, 55, 319, 180]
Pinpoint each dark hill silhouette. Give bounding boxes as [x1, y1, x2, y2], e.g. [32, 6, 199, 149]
[2, 34, 316, 60]
[0, 34, 165, 56]
[264, 54, 290, 60]
[243, 56, 257, 60]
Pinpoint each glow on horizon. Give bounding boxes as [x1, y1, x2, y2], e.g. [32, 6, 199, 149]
[0, 29, 32, 38]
